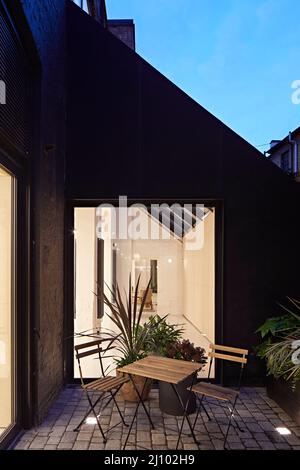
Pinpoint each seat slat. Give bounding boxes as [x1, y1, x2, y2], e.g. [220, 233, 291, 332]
[84, 375, 128, 392]
[192, 382, 239, 401]
[97, 376, 128, 392]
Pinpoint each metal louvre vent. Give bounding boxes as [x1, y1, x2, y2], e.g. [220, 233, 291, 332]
[0, 4, 31, 154]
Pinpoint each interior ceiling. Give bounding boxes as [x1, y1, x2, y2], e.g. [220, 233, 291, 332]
[148, 206, 213, 239]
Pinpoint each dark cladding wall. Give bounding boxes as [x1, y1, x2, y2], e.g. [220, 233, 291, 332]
[21, 0, 66, 422]
[66, 3, 300, 382]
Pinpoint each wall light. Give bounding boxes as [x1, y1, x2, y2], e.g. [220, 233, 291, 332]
[168, 258, 173, 264]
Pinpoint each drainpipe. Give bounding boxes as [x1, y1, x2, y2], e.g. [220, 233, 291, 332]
[289, 132, 299, 177]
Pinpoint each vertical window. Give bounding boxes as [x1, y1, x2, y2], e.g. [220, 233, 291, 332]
[150, 260, 158, 294]
[0, 166, 15, 439]
[97, 238, 104, 319]
[281, 151, 290, 173]
[112, 244, 117, 303]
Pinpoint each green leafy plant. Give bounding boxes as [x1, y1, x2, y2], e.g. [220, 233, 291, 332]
[256, 314, 299, 339]
[166, 339, 207, 365]
[100, 275, 157, 367]
[262, 330, 300, 385]
[256, 298, 300, 389]
[143, 314, 185, 357]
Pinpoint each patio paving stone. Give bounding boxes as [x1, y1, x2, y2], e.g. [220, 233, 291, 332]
[11, 385, 300, 451]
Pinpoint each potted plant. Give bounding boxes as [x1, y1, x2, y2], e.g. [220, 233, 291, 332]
[159, 339, 207, 416]
[143, 314, 185, 357]
[101, 275, 155, 402]
[256, 297, 300, 425]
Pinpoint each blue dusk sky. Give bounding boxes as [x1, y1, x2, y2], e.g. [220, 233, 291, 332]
[106, 0, 300, 152]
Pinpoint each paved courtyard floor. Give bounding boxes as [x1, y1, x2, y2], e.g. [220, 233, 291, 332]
[13, 386, 300, 451]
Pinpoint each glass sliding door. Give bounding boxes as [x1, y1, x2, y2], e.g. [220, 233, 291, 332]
[0, 166, 15, 440]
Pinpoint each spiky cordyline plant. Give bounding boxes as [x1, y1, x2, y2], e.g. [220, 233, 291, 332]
[100, 275, 153, 367]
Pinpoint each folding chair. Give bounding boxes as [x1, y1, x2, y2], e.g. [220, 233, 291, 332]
[190, 344, 248, 449]
[74, 338, 129, 443]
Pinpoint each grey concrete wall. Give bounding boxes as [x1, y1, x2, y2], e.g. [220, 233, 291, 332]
[21, 0, 66, 424]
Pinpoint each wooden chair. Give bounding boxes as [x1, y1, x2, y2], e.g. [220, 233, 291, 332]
[190, 344, 248, 449]
[74, 338, 129, 443]
[140, 288, 153, 309]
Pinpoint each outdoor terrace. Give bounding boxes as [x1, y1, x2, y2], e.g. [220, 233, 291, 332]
[13, 386, 300, 451]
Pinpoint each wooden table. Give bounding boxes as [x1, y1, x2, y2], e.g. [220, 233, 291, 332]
[118, 356, 203, 450]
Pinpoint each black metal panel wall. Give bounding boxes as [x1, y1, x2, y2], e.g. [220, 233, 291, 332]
[0, 2, 31, 154]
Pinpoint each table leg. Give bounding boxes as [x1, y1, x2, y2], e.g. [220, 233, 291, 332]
[172, 372, 200, 450]
[123, 375, 154, 450]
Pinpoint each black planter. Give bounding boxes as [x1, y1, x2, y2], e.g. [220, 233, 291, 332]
[267, 376, 300, 426]
[159, 377, 196, 416]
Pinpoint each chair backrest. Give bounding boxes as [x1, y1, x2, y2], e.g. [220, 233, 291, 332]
[145, 288, 152, 303]
[74, 337, 115, 385]
[207, 344, 249, 389]
[140, 288, 152, 303]
[208, 344, 248, 364]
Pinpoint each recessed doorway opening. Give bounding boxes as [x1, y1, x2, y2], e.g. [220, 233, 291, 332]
[73, 203, 216, 379]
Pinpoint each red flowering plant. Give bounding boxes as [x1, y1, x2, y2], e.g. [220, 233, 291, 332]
[166, 339, 207, 364]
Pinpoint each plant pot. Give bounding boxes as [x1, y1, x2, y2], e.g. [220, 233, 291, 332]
[267, 376, 300, 426]
[159, 376, 196, 416]
[117, 371, 152, 402]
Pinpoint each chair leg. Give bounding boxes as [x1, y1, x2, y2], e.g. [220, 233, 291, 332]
[201, 402, 212, 422]
[192, 395, 211, 433]
[231, 408, 245, 433]
[173, 373, 200, 450]
[123, 377, 151, 450]
[109, 386, 128, 427]
[223, 397, 239, 449]
[73, 394, 103, 432]
[129, 375, 154, 429]
[192, 403, 201, 432]
[192, 395, 203, 432]
[223, 412, 234, 450]
[87, 394, 107, 444]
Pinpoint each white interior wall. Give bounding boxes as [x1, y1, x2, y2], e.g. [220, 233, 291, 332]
[74, 207, 117, 377]
[114, 239, 133, 300]
[183, 211, 215, 344]
[129, 239, 183, 316]
[74, 208, 98, 378]
[114, 208, 183, 317]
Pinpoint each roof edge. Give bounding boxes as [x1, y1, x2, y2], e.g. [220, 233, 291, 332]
[267, 126, 300, 155]
[108, 19, 134, 26]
